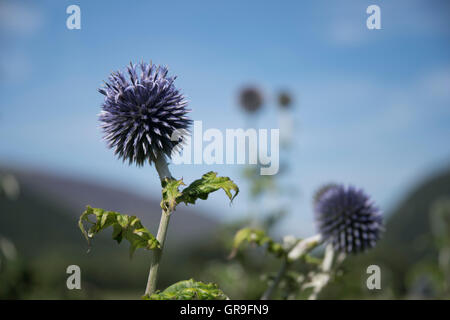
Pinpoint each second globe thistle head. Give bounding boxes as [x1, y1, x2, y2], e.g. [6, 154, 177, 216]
[278, 91, 293, 109]
[314, 184, 383, 254]
[239, 86, 264, 114]
[99, 61, 192, 166]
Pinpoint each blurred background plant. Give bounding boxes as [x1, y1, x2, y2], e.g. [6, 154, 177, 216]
[404, 198, 450, 298]
[0, 173, 35, 299]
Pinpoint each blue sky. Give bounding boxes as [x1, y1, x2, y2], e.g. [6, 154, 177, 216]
[1, 0, 450, 236]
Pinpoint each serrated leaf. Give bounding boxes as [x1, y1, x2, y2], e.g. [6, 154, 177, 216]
[159, 172, 239, 213]
[229, 227, 285, 258]
[160, 178, 184, 212]
[78, 206, 160, 258]
[144, 279, 228, 300]
[179, 171, 239, 205]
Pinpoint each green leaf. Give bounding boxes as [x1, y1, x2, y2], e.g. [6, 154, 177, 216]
[78, 206, 159, 258]
[229, 227, 285, 258]
[160, 178, 184, 212]
[159, 172, 239, 213]
[144, 279, 228, 300]
[179, 171, 239, 205]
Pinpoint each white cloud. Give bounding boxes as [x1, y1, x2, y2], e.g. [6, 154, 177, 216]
[0, 2, 43, 36]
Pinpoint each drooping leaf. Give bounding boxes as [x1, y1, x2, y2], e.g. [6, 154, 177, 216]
[178, 171, 239, 205]
[78, 206, 159, 258]
[229, 227, 285, 258]
[144, 279, 228, 300]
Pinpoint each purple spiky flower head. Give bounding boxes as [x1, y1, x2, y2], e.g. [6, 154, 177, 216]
[314, 185, 383, 254]
[98, 61, 192, 166]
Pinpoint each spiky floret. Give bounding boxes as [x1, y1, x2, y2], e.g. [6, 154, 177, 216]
[313, 183, 339, 206]
[314, 185, 383, 254]
[98, 61, 192, 166]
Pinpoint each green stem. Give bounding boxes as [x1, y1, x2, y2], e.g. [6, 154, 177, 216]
[154, 154, 173, 180]
[261, 234, 323, 300]
[145, 209, 171, 296]
[261, 259, 288, 300]
[144, 155, 173, 296]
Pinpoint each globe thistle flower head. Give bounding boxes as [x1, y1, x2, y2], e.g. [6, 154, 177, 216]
[278, 91, 293, 109]
[239, 86, 264, 114]
[313, 183, 339, 206]
[314, 185, 383, 254]
[98, 61, 192, 166]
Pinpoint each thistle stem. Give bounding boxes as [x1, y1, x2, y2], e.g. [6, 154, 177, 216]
[308, 243, 334, 300]
[287, 234, 322, 261]
[145, 155, 173, 296]
[261, 234, 323, 300]
[145, 209, 171, 296]
[154, 154, 173, 180]
[261, 259, 288, 300]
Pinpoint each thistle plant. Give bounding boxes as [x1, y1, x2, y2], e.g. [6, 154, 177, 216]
[314, 185, 383, 254]
[79, 61, 238, 299]
[230, 183, 384, 299]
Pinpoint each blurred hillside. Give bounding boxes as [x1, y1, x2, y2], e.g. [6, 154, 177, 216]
[0, 167, 219, 299]
[323, 165, 450, 299]
[6, 167, 218, 243]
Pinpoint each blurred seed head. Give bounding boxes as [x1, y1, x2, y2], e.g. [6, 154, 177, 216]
[239, 86, 264, 114]
[278, 91, 293, 109]
[98, 61, 192, 166]
[314, 184, 383, 254]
